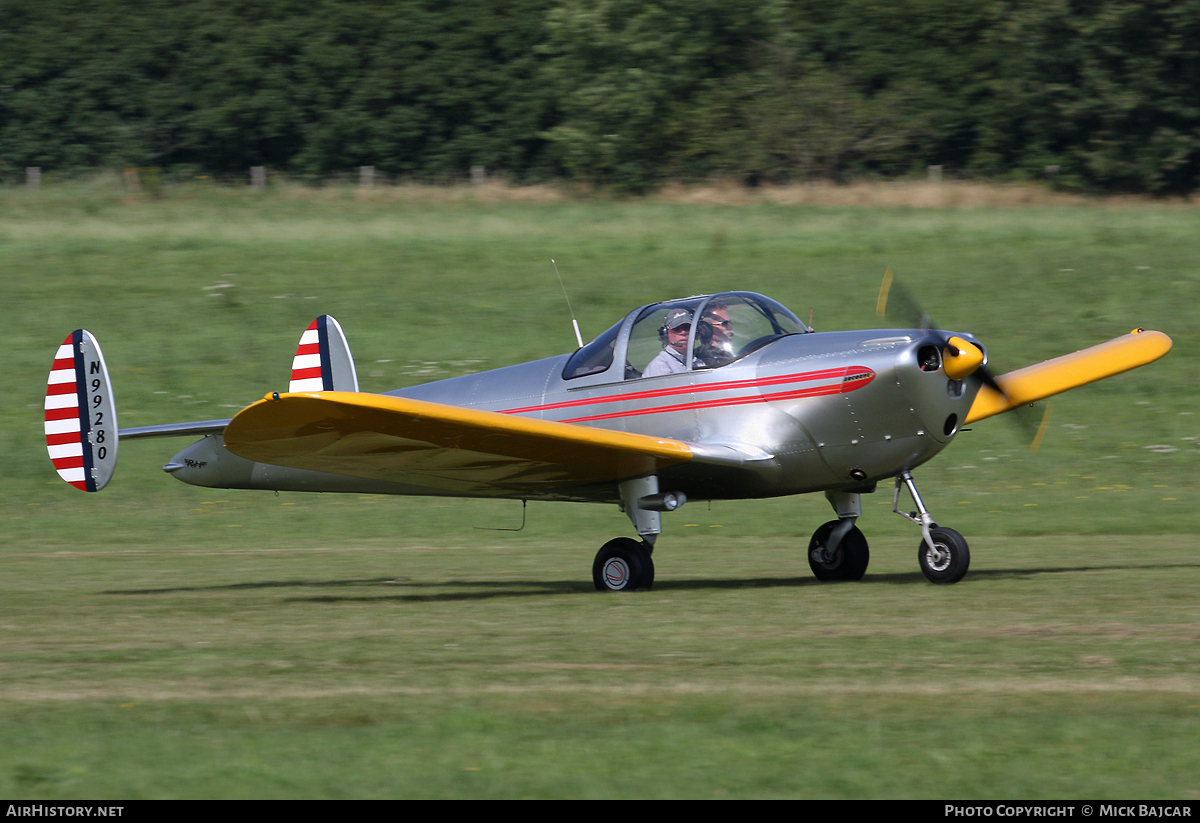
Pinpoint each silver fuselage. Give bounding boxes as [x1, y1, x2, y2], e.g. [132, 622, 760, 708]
[168, 325, 984, 504]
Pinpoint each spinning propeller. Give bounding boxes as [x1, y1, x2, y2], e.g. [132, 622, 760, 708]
[876, 269, 1052, 451]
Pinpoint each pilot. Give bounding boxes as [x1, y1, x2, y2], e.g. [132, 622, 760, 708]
[697, 300, 735, 367]
[643, 308, 704, 377]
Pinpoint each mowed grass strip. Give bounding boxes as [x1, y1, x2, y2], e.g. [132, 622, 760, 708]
[1, 180, 1197, 797]
[1, 534, 1198, 798]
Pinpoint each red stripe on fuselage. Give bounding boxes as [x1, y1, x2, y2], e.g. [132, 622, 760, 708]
[502, 367, 854, 416]
[560, 381, 861, 423]
[501, 367, 875, 424]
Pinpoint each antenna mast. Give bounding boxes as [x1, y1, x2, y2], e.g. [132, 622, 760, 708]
[552, 259, 584, 349]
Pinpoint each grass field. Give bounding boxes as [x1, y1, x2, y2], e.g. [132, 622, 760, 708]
[1, 178, 1197, 798]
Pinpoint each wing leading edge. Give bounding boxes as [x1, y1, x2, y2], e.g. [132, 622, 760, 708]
[965, 329, 1172, 424]
[223, 391, 699, 497]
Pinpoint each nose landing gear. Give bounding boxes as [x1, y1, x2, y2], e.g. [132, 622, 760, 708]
[917, 526, 970, 583]
[893, 470, 970, 584]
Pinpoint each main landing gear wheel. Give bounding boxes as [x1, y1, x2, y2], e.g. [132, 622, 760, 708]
[918, 527, 970, 584]
[593, 537, 655, 591]
[807, 520, 870, 581]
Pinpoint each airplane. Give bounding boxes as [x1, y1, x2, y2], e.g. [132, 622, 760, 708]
[44, 286, 1172, 590]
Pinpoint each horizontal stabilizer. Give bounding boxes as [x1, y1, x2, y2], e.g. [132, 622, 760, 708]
[290, 315, 358, 393]
[965, 329, 1172, 424]
[119, 420, 231, 440]
[45, 330, 118, 491]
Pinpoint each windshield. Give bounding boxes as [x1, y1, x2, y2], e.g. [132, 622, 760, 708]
[562, 319, 622, 379]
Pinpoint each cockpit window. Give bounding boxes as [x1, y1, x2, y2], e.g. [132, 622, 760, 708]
[562, 320, 621, 379]
[565, 292, 808, 382]
[627, 299, 706, 378]
[691, 293, 806, 370]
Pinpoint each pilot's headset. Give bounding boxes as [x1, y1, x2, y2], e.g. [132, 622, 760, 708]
[659, 308, 694, 343]
[696, 302, 727, 344]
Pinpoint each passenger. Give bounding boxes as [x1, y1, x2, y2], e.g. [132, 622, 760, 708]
[697, 300, 735, 367]
[643, 308, 703, 377]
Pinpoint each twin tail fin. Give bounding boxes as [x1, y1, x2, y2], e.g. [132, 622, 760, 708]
[46, 315, 357, 491]
[289, 315, 359, 392]
[44, 330, 118, 491]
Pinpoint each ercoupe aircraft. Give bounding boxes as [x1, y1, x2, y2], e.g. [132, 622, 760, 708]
[45, 286, 1171, 590]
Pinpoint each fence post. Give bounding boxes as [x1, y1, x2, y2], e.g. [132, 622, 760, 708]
[927, 164, 943, 183]
[26, 167, 40, 189]
[359, 166, 375, 188]
[250, 166, 266, 190]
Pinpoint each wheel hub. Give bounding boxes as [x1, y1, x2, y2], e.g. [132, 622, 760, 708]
[603, 557, 631, 589]
[925, 542, 951, 572]
[811, 545, 836, 566]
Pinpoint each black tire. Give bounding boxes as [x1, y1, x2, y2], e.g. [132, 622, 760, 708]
[593, 538, 655, 591]
[917, 526, 970, 584]
[807, 520, 870, 581]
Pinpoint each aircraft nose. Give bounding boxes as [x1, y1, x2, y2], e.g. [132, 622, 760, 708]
[943, 336, 984, 380]
[897, 336, 981, 444]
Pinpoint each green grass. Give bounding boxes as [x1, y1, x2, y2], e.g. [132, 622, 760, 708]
[2, 535, 1198, 798]
[1, 178, 1198, 797]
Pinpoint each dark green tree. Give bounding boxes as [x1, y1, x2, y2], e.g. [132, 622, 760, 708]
[970, 0, 1200, 192]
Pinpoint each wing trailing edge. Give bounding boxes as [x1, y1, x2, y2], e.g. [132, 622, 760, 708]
[965, 329, 1172, 424]
[223, 391, 695, 495]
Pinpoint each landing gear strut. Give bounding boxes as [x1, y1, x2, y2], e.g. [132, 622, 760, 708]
[808, 520, 870, 581]
[593, 475, 681, 592]
[808, 489, 870, 581]
[893, 471, 970, 584]
[592, 537, 655, 591]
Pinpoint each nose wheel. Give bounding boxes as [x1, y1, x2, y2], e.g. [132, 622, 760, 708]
[917, 526, 970, 583]
[893, 471, 971, 584]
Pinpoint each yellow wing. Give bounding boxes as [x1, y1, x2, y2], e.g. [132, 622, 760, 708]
[965, 330, 1172, 424]
[222, 391, 695, 497]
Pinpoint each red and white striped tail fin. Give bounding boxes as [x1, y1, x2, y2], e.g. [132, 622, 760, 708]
[289, 315, 358, 393]
[45, 330, 118, 492]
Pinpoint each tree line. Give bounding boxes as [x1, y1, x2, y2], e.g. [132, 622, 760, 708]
[3, 0, 1198, 194]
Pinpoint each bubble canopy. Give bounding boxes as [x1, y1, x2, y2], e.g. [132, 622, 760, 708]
[564, 292, 808, 381]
